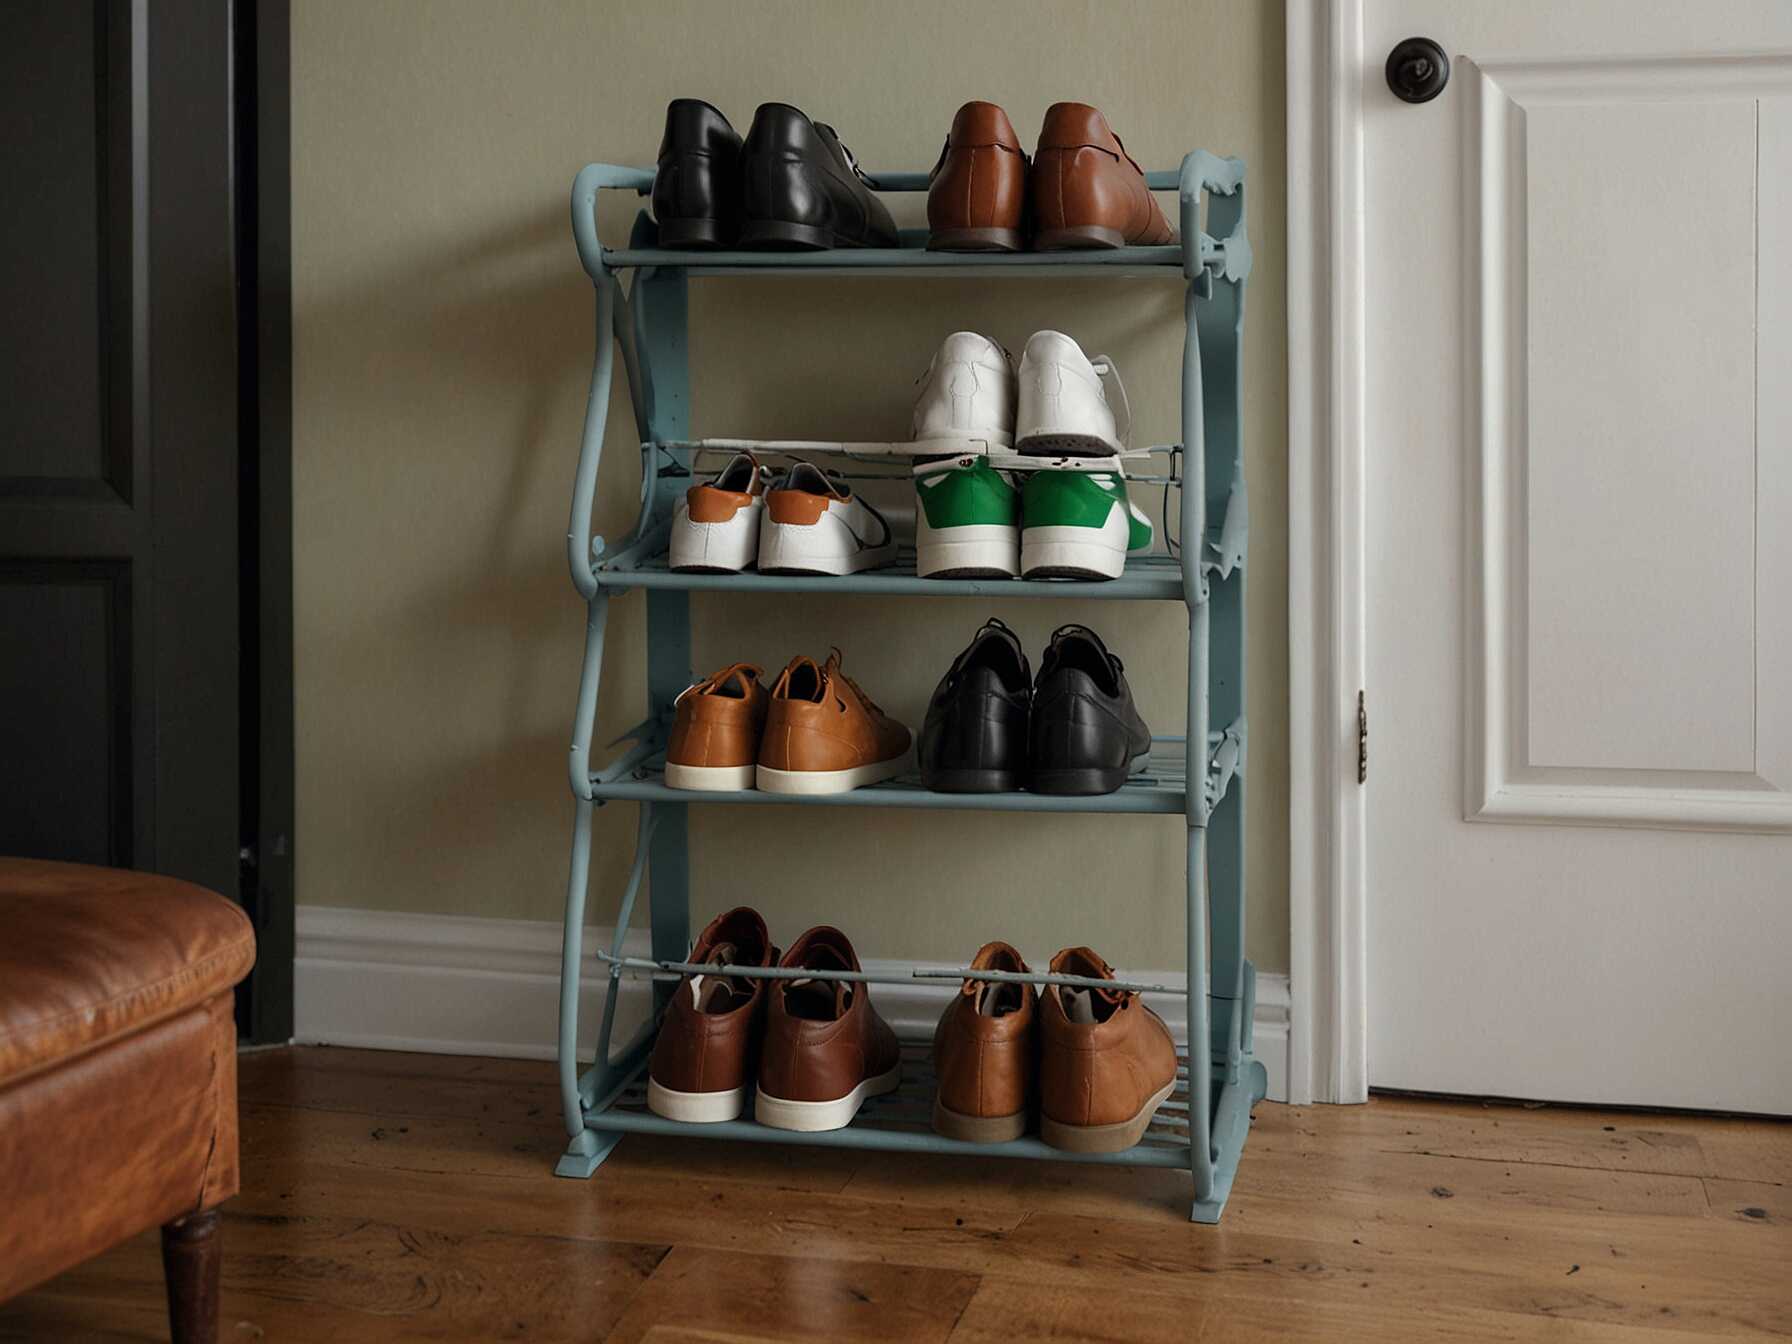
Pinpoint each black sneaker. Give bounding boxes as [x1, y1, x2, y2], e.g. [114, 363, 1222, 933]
[918, 619, 1031, 793]
[1029, 625, 1151, 795]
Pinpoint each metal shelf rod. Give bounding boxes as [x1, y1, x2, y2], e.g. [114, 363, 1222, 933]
[594, 950, 1177, 997]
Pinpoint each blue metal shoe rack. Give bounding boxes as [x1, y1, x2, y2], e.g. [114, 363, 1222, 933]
[553, 151, 1264, 1222]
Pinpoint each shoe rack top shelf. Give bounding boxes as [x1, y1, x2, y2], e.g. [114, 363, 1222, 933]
[570, 159, 1251, 284]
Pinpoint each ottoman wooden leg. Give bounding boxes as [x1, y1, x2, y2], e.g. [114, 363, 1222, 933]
[161, 1209, 221, 1344]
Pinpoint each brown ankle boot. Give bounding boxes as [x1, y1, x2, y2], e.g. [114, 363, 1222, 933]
[755, 926, 901, 1131]
[931, 941, 1036, 1142]
[1038, 946, 1177, 1152]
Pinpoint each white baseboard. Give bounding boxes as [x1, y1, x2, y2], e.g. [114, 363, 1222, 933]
[295, 906, 1291, 1102]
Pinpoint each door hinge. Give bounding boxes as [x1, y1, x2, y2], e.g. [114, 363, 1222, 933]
[1357, 690, 1368, 784]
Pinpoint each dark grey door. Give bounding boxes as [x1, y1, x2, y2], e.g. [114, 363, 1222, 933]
[0, 1, 284, 1027]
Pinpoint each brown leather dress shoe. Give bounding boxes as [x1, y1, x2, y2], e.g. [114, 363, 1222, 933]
[755, 926, 901, 1131]
[664, 662, 768, 792]
[926, 101, 1028, 252]
[756, 650, 911, 795]
[1030, 103, 1176, 251]
[646, 907, 777, 1122]
[1038, 946, 1178, 1152]
[931, 940, 1036, 1142]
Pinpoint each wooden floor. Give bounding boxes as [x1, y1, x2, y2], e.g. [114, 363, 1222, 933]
[2, 1048, 1787, 1342]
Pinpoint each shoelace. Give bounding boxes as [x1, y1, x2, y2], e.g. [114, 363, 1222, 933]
[1087, 354, 1133, 449]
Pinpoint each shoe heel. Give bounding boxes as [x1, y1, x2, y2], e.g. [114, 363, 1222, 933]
[927, 226, 1023, 253]
[740, 218, 835, 250]
[656, 217, 731, 249]
[1033, 225, 1127, 251]
[1020, 527, 1126, 580]
[932, 1097, 1027, 1143]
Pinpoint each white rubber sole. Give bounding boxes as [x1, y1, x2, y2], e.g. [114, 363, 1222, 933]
[1021, 525, 1127, 580]
[755, 1060, 902, 1132]
[756, 752, 909, 795]
[669, 508, 759, 573]
[646, 1078, 748, 1123]
[758, 517, 896, 576]
[663, 761, 755, 792]
[915, 521, 1019, 579]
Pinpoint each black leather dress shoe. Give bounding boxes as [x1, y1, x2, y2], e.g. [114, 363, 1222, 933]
[1030, 625, 1151, 795]
[919, 618, 1031, 793]
[740, 104, 899, 250]
[652, 99, 743, 248]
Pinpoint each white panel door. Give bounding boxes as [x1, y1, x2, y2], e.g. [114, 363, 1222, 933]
[1363, 0, 1792, 1110]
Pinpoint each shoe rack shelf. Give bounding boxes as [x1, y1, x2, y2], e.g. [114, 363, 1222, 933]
[554, 152, 1263, 1223]
[576, 167, 1245, 279]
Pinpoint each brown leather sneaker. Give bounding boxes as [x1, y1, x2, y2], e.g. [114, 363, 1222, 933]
[646, 907, 777, 1122]
[926, 101, 1028, 252]
[931, 941, 1036, 1142]
[756, 650, 911, 795]
[1038, 946, 1178, 1152]
[1030, 103, 1176, 251]
[664, 662, 768, 792]
[756, 926, 901, 1131]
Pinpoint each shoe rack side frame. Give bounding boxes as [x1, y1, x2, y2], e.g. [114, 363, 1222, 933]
[551, 157, 1264, 1223]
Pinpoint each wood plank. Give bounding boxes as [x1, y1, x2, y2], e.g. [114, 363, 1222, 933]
[606, 1246, 978, 1344]
[946, 1276, 1748, 1344]
[1702, 1177, 1790, 1228]
[1, 1212, 666, 1342]
[239, 1101, 865, 1193]
[843, 1101, 1711, 1222]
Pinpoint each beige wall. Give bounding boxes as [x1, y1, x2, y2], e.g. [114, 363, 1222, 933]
[291, 0, 1289, 972]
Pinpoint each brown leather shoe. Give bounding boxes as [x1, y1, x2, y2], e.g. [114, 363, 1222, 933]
[646, 907, 777, 1122]
[756, 650, 911, 795]
[756, 926, 901, 1131]
[664, 663, 768, 792]
[1038, 946, 1177, 1152]
[931, 941, 1036, 1142]
[1031, 103, 1176, 251]
[926, 101, 1028, 252]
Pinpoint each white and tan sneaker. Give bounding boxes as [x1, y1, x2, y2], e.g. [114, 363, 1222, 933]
[669, 452, 771, 572]
[757, 462, 897, 576]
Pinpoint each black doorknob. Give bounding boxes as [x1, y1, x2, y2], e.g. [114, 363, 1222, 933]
[1386, 36, 1449, 104]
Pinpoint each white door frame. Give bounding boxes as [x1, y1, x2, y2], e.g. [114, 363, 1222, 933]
[1286, 0, 1369, 1105]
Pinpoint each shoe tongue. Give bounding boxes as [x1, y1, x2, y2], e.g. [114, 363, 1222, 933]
[784, 461, 843, 497]
[786, 944, 855, 1019]
[976, 981, 1025, 1018]
[1061, 987, 1100, 1024]
[688, 942, 751, 1012]
[1051, 947, 1128, 1018]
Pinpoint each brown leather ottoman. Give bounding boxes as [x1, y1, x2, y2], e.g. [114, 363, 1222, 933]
[0, 858, 256, 1343]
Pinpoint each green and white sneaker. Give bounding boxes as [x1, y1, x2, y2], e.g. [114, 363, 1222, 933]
[1020, 469, 1153, 580]
[914, 456, 1020, 579]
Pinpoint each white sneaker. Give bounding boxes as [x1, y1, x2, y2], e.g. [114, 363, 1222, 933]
[911, 332, 1015, 448]
[1015, 330, 1126, 457]
[758, 462, 897, 575]
[669, 452, 771, 572]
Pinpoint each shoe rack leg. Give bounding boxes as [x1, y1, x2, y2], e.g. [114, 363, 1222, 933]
[630, 261, 696, 1005]
[1194, 221, 1249, 1082]
[1181, 275, 1218, 1214]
